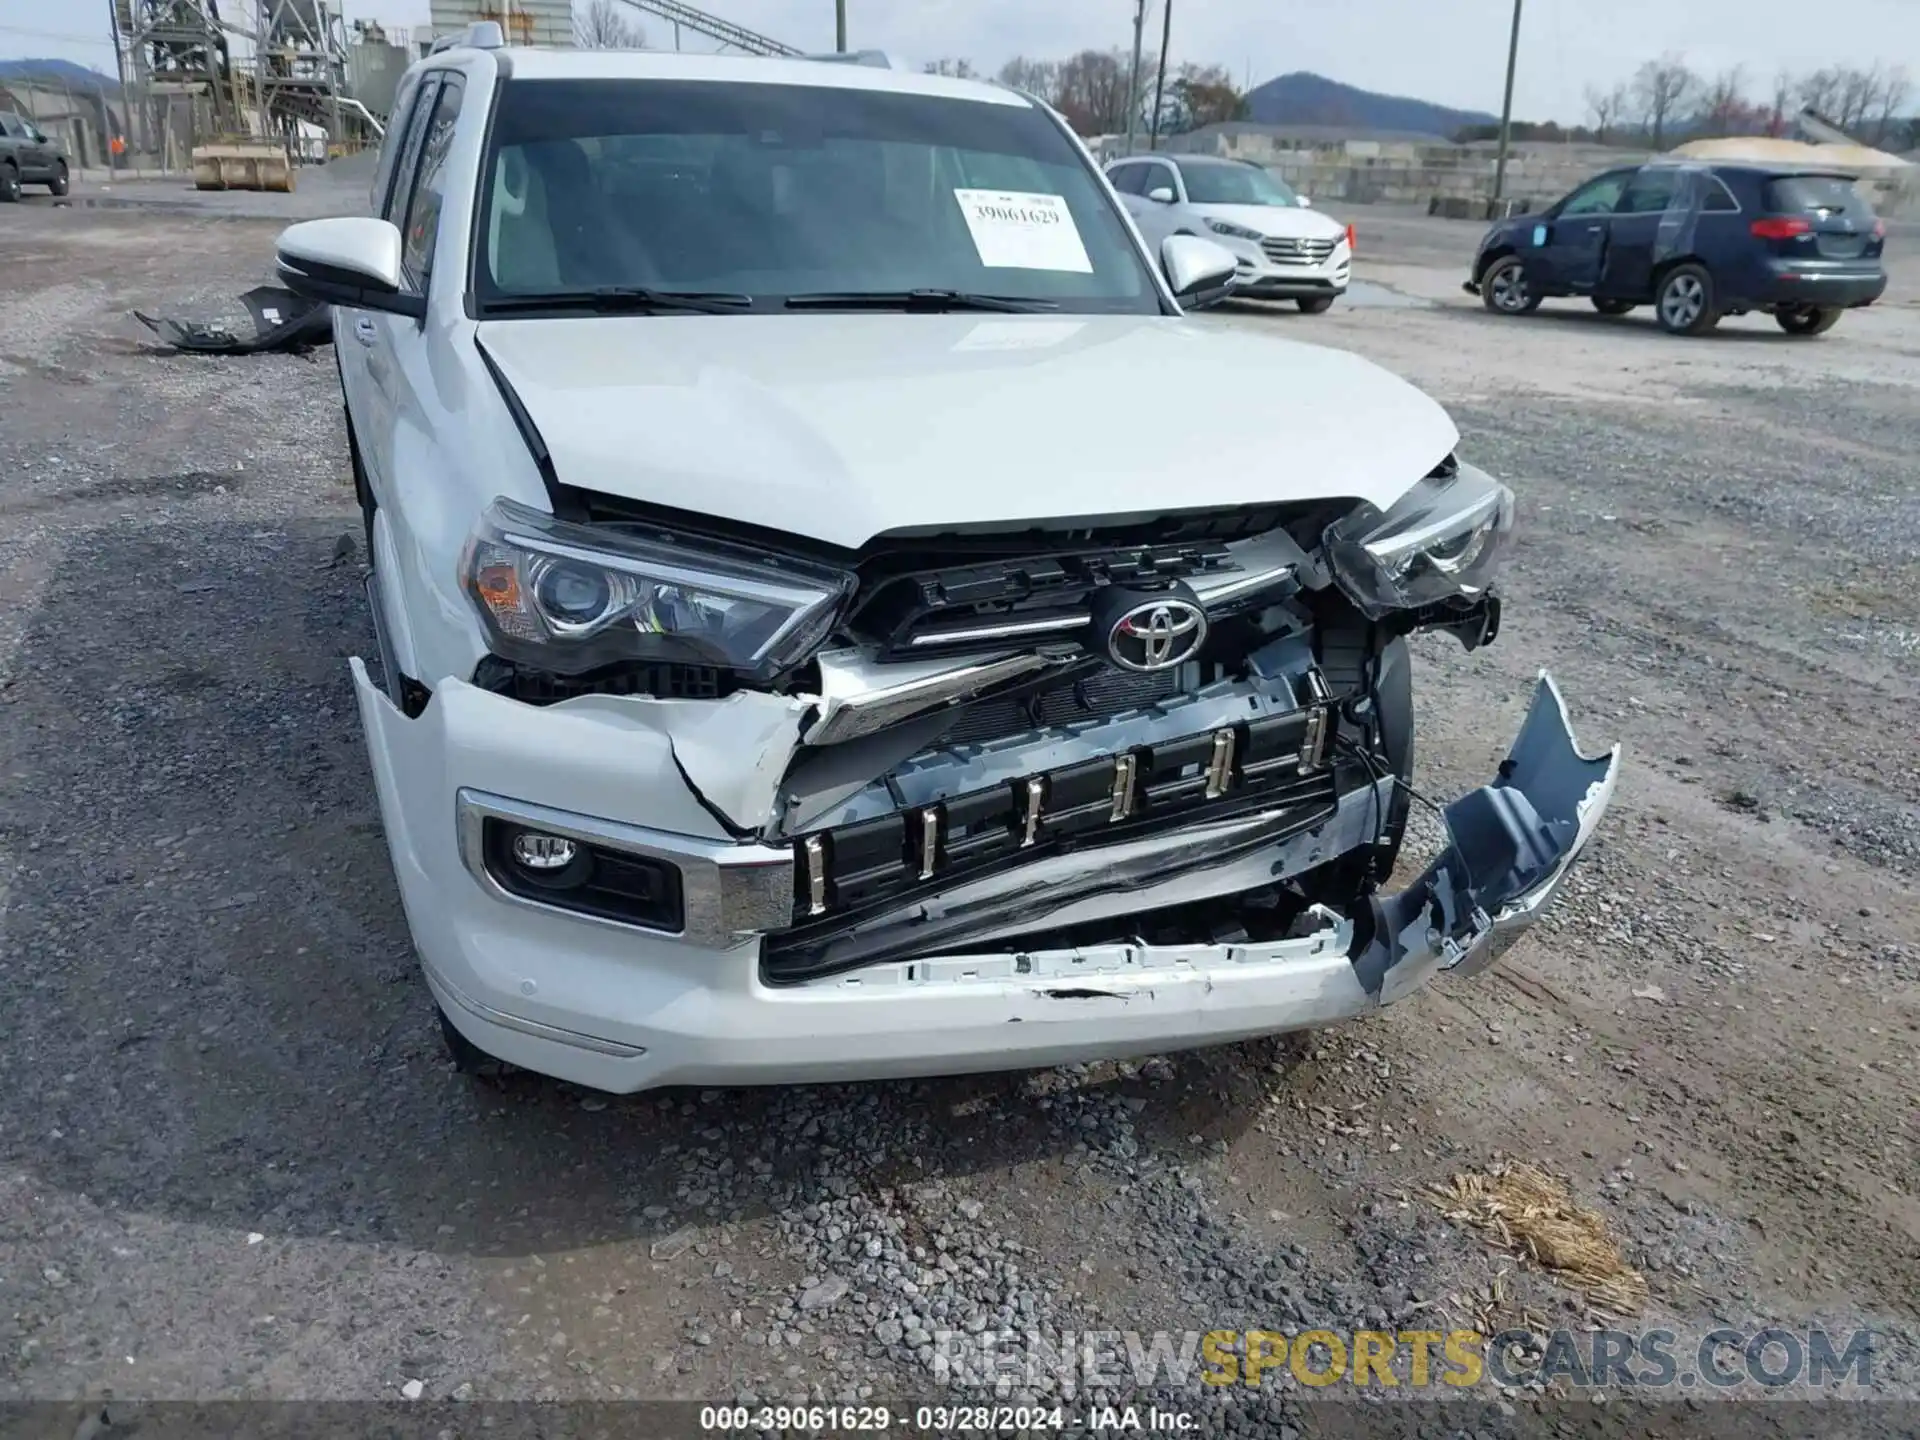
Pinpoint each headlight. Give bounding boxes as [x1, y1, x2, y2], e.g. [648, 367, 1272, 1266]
[1205, 218, 1264, 242]
[1322, 460, 1513, 619]
[462, 498, 854, 679]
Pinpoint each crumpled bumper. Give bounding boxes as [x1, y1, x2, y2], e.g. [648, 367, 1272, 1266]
[1350, 670, 1618, 1002]
[353, 658, 1617, 1093]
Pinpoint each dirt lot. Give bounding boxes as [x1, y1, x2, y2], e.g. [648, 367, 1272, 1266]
[1, 196, 1915, 1432]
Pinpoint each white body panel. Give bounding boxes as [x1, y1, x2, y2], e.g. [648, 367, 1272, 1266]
[475, 313, 1456, 550]
[287, 45, 1615, 1093]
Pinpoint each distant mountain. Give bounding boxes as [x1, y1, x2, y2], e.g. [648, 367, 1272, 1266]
[1244, 71, 1496, 138]
[0, 58, 119, 93]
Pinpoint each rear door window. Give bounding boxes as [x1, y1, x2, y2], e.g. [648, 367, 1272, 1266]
[1617, 168, 1681, 215]
[1702, 178, 1739, 213]
[1763, 174, 1877, 222]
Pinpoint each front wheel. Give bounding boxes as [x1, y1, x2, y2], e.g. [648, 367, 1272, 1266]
[1592, 297, 1635, 315]
[1296, 295, 1336, 314]
[1775, 305, 1841, 337]
[1481, 256, 1540, 315]
[47, 161, 69, 197]
[1654, 264, 1720, 335]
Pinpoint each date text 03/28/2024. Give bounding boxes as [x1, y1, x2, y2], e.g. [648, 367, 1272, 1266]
[697, 1404, 1195, 1431]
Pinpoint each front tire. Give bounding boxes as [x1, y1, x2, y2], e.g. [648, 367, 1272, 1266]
[47, 161, 68, 197]
[1481, 256, 1540, 315]
[1775, 304, 1841, 337]
[1654, 264, 1720, 335]
[1591, 297, 1635, 315]
[1296, 295, 1336, 314]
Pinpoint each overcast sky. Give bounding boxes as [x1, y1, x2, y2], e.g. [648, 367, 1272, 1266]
[4, 0, 1915, 124]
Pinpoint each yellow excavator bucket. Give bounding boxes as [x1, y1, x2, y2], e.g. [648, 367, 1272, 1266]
[191, 144, 294, 193]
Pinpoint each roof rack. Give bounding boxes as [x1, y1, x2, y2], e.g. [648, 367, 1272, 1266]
[428, 20, 504, 55]
[798, 50, 898, 69]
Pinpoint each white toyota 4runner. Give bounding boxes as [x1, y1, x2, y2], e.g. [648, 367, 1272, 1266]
[274, 31, 1619, 1094]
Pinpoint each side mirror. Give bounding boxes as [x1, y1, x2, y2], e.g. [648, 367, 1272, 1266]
[1295, 194, 1312, 207]
[1160, 234, 1238, 310]
[275, 217, 424, 319]
[1146, 186, 1175, 204]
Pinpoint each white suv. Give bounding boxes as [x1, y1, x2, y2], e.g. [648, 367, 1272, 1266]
[1107, 154, 1353, 311]
[275, 30, 1618, 1094]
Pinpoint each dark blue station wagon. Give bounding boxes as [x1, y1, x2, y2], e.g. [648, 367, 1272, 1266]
[1464, 161, 1888, 337]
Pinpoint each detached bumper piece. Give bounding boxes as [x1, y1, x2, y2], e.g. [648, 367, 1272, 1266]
[780, 673, 1340, 937]
[1349, 672, 1618, 1000]
[133, 284, 333, 355]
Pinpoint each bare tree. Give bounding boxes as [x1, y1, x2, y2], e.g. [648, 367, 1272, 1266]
[573, 0, 642, 49]
[997, 56, 1061, 103]
[1795, 66, 1843, 122]
[1632, 52, 1698, 148]
[1047, 48, 1158, 135]
[1584, 81, 1629, 143]
[1698, 66, 1749, 137]
[1833, 65, 1880, 131]
[1768, 70, 1793, 137]
[1868, 63, 1912, 146]
[923, 59, 977, 79]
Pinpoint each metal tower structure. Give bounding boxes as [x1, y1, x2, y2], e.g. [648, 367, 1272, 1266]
[110, 0, 245, 147]
[614, 0, 801, 56]
[254, 0, 362, 151]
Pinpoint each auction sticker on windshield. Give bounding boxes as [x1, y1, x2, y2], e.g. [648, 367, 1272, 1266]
[953, 189, 1093, 273]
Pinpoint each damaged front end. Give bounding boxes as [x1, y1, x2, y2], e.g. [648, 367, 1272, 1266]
[413, 449, 1615, 1046]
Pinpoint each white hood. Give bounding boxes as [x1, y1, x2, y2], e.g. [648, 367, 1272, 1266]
[476, 313, 1454, 551]
[1193, 203, 1348, 241]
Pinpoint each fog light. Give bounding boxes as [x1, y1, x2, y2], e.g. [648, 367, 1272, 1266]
[511, 830, 578, 871]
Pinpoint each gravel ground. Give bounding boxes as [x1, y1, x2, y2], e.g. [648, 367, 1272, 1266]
[1, 202, 1915, 1433]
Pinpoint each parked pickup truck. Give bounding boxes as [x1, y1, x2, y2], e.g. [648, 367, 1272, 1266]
[0, 111, 70, 201]
[272, 30, 1620, 1096]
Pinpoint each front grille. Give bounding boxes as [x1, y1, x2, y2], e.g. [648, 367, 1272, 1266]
[1261, 236, 1338, 266]
[777, 696, 1339, 943]
[937, 664, 1185, 746]
[849, 540, 1234, 660]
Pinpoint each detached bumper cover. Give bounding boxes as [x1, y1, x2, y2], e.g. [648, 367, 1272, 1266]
[354, 659, 1617, 1092]
[1351, 671, 1617, 1001]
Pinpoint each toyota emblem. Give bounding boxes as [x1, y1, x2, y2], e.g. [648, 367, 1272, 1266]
[1107, 599, 1208, 672]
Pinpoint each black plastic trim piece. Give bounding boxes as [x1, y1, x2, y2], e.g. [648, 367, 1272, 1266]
[277, 257, 427, 320]
[474, 337, 580, 518]
[480, 816, 686, 930]
[769, 751, 1345, 974]
[764, 764, 1356, 984]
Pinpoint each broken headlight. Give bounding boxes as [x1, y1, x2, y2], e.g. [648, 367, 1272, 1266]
[462, 499, 853, 680]
[1322, 460, 1513, 619]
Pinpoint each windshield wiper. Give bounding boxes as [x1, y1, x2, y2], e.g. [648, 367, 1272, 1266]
[484, 286, 754, 316]
[783, 289, 1058, 314]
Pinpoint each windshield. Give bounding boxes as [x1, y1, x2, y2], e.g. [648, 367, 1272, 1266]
[475, 79, 1162, 314]
[1178, 163, 1298, 207]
